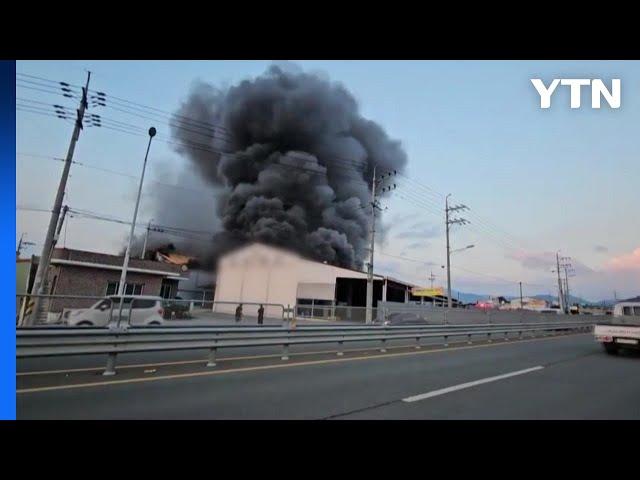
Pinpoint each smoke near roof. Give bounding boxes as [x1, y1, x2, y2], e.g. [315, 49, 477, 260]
[148, 64, 408, 269]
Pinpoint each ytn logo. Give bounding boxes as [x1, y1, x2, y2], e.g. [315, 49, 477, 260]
[531, 79, 620, 109]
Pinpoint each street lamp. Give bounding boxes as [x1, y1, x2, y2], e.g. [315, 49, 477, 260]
[117, 127, 156, 298]
[450, 244, 475, 255]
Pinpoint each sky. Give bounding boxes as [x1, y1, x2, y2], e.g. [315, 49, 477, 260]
[15, 60, 640, 301]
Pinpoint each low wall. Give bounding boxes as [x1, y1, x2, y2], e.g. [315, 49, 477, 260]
[377, 301, 604, 324]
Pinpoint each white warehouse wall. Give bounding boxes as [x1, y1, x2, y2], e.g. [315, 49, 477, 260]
[212, 243, 383, 318]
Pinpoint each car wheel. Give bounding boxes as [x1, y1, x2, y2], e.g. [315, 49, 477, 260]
[603, 343, 618, 355]
[77, 321, 93, 326]
[148, 321, 161, 326]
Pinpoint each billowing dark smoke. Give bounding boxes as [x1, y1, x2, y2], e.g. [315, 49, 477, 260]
[161, 64, 407, 269]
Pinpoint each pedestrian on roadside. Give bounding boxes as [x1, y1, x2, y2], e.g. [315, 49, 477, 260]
[258, 304, 265, 325]
[235, 304, 243, 323]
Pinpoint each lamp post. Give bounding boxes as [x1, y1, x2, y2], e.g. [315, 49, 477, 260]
[117, 127, 156, 297]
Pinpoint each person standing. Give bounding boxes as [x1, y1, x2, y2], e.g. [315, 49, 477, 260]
[258, 304, 265, 325]
[235, 304, 243, 323]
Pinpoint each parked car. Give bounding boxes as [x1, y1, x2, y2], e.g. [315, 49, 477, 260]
[537, 308, 563, 315]
[375, 312, 429, 326]
[63, 296, 165, 327]
[161, 300, 193, 320]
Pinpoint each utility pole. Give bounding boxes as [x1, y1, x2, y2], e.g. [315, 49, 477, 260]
[26, 73, 90, 325]
[365, 168, 396, 323]
[44, 205, 69, 268]
[365, 165, 377, 324]
[429, 271, 436, 289]
[118, 127, 157, 297]
[560, 257, 574, 313]
[555, 252, 565, 313]
[445, 194, 469, 309]
[141, 219, 153, 259]
[519, 281, 523, 310]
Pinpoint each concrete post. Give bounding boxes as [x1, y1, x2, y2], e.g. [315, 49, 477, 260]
[103, 353, 117, 376]
[207, 347, 217, 367]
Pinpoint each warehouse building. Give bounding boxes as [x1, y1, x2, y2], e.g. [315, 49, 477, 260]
[212, 242, 419, 318]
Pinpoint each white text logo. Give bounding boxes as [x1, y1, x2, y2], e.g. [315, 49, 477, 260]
[531, 79, 620, 109]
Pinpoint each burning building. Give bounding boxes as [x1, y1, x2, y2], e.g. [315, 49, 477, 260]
[142, 63, 408, 274]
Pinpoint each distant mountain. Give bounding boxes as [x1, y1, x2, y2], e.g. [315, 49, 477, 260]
[599, 296, 640, 305]
[452, 292, 592, 306]
[452, 292, 490, 304]
[452, 291, 638, 307]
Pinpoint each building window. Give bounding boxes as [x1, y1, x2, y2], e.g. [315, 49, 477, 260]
[106, 282, 144, 296]
[296, 298, 333, 318]
[160, 283, 173, 299]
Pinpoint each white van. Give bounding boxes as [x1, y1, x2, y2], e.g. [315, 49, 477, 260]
[63, 296, 165, 327]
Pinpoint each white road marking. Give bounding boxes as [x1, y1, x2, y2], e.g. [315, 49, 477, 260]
[402, 366, 544, 403]
[19, 334, 586, 394]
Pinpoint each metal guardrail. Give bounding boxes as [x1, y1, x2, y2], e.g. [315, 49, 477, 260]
[16, 321, 594, 376]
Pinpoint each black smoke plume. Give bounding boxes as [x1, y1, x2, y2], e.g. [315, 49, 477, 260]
[153, 64, 408, 269]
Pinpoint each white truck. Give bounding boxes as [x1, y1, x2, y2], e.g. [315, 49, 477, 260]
[594, 302, 640, 354]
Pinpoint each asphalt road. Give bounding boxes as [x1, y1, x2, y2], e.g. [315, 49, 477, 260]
[17, 332, 640, 419]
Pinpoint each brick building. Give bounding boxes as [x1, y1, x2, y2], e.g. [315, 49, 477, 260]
[26, 248, 189, 314]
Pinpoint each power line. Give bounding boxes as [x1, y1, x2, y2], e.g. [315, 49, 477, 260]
[15, 73, 232, 138]
[66, 209, 217, 245]
[378, 250, 439, 265]
[16, 107, 74, 122]
[397, 171, 528, 249]
[17, 152, 223, 197]
[88, 88, 231, 135]
[16, 72, 82, 89]
[98, 102, 234, 143]
[451, 265, 551, 289]
[17, 206, 53, 213]
[16, 82, 78, 99]
[67, 207, 216, 235]
[393, 171, 531, 253]
[394, 183, 526, 254]
[16, 73, 233, 144]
